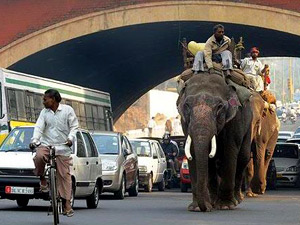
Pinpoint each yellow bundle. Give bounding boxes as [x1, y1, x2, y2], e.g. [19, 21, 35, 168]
[187, 41, 205, 56]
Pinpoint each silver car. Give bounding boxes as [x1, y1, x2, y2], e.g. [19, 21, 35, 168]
[273, 143, 300, 187]
[92, 131, 139, 199]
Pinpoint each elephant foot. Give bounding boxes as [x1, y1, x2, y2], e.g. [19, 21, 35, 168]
[245, 191, 258, 197]
[235, 191, 244, 204]
[215, 199, 237, 210]
[188, 202, 200, 212]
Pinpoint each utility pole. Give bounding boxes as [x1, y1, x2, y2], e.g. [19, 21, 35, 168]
[288, 58, 294, 102]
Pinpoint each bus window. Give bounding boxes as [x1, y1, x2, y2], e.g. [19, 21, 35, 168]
[7, 89, 18, 120]
[85, 104, 93, 130]
[79, 103, 87, 129]
[0, 82, 2, 117]
[25, 92, 35, 122]
[15, 90, 26, 121]
[72, 101, 80, 118]
[92, 105, 99, 130]
[33, 93, 43, 118]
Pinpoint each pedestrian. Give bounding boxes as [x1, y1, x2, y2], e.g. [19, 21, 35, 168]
[147, 117, 156, 137]
[165, 119, 173, 134]
[172, 116, 181, 135]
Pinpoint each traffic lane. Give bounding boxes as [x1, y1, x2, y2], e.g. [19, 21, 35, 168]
[0, 188, 299, 225]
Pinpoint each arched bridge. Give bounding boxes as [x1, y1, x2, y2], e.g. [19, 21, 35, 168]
[1, 0, 300, 119]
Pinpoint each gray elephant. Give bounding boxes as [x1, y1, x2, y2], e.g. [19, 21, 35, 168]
[177, 72, 253, 212]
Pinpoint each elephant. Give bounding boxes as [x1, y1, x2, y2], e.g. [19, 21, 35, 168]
[177, 72, 253, 212]
[245, 108, 280, 196]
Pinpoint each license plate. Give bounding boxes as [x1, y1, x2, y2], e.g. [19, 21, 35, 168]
[276, 174, 283, 178]
[5, 186, 34, 195]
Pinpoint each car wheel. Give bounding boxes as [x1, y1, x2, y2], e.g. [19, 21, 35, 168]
[144, 174, 153, 192]
[128, 174, 139, 197]
[16, 198, 29, 208]
[180, 182, 188, 192]
[157, 176, 165, 191]
[70, 182, 75, 207]
[86, 184, 99, 209]
[114, 176, 126, 199]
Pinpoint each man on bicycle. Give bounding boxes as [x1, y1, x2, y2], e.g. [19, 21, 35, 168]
[30, 89, 78, 217]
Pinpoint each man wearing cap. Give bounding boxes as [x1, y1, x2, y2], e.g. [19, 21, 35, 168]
[241, 47, 268, 92]
[192, 24, 233, 75]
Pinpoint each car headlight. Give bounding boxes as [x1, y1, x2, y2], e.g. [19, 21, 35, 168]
[139, 166, 147, 172]
[102, 161, 118, 171]
[181, 158, 189, 169]
[286, 166, 298, 172]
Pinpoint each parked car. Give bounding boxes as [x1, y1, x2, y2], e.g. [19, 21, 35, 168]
[129, 139, 167, 192]
[0, 126, 103, 208]
[92, 131, 139, 199]
[278, 131, 294, 139]
[272, 143, 300, 187]
[180, 156, 191, 192]
[277, 137, 288, 143]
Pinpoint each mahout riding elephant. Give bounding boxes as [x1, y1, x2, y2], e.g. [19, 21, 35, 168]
[245, 108, 280, 196]
[177, 72, 253, 212]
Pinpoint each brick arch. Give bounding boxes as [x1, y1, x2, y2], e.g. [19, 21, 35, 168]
[1, 1, 300, 68]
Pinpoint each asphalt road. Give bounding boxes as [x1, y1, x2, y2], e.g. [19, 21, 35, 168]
[0, 188, 299, 225]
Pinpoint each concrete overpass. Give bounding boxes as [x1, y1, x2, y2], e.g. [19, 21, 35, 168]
[1, 0, 300, 119]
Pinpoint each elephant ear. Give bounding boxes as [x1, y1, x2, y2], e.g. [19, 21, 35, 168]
[225, 85, 241, 123]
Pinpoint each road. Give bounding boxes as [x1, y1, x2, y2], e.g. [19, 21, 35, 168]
[0, 188, 299, 225]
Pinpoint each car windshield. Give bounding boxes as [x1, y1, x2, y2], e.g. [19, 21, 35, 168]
[0, 127, 34, 152]
[130, 141, 151, 157]
[273, 145, 299, 159]
[278, 132, 293, 138]
[92, 134, 119, 154]
[277, 138, 287, 143]
[292, 134, 300, 139]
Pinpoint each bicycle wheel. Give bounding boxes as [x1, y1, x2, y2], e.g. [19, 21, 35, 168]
[50, 168, 59, 225]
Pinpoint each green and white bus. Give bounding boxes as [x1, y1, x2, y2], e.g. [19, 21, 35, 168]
[0, 68, 113, 143]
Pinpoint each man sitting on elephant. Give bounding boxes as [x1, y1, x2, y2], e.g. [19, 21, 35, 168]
[241, 47, 268, 92]
[192, 24, 233, 75]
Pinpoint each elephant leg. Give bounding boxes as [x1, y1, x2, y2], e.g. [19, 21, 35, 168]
[252, 141, 267, 194]
[262, 129, 279, 193]
[234, 130, 251, 204]
[245, 158, 258, 197]
[216, 143, 238, 210]
[187, 158, 200, 212]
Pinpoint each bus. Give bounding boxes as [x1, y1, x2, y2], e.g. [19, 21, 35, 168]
[0, 68, 113, 143]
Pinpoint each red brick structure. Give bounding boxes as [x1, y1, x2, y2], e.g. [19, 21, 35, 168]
[0, 0, 299, 49]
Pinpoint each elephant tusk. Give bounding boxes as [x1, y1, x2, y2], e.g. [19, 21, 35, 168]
[209, 135, 217, 158]
[185, 135, 193, 160]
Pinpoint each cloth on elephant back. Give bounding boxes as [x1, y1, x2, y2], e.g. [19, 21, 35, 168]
[226, 79, 252, 106]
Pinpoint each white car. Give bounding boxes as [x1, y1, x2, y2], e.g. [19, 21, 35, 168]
[0, 126, 103, 208]
[278, 131, 294, 139]
[273, 143, 300, 187]
[129, 139, 167, 192]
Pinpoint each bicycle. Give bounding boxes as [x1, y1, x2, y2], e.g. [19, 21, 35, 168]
[32, 142, 67, 225]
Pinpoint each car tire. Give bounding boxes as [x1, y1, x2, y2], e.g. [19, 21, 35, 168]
[157, 176, 165, 191]
[180, 182, 188, 192]
[86, 184, 99, 209]
[128, 174, 139, 197]
[16, 198, 29, 208]
[144, 174, 153, 192]
[114, 176, 126, 199]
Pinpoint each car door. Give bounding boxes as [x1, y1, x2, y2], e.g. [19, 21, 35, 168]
[82, 131, 100, 192]
[73, 131, 91, 196]
[151, 142, 159, 183]
[121, 135, 135, 189]
[156, 142, 167, 180]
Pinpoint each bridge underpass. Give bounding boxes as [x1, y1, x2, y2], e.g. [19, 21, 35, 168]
[8, 21, 300, 119]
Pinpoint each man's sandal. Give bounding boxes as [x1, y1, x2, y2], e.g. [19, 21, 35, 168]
[39, 184, 49, 193]
[64, 209, 74, 217]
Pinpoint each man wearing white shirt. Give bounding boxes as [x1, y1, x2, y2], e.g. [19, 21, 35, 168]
[147, 117, 156, 137]
[241, 47, 267, 92]
[30, 89, 78, 217]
